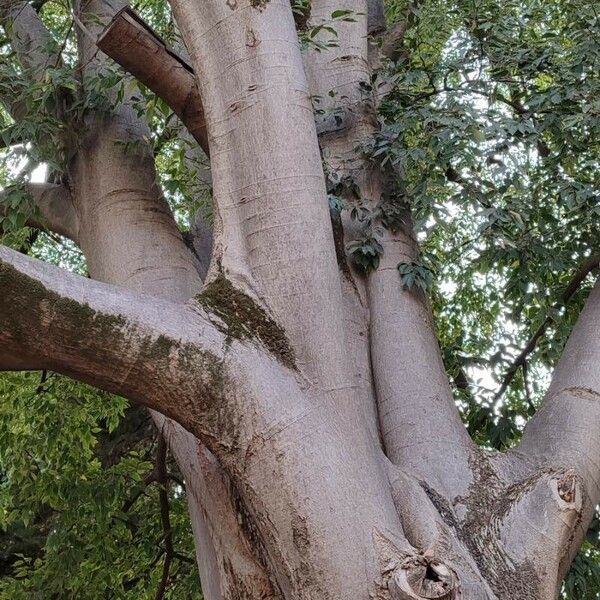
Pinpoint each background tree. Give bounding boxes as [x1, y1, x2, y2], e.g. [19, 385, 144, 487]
[0, 0, 598, 598]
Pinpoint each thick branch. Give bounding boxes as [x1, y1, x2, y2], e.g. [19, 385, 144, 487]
[516, 276, 600, 569]
[0, 245, 225, 433]
[0, 183, 79, 242]
[0, 0, 59, 81]
[97, 7, 208, 154]
[0, 0, 70, 129]
[171, 0, 350, 389]
[304, 0, 474, 498]
[368, 218, 475, 497]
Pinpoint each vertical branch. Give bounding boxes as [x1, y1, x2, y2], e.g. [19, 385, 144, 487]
[304, 0, 474, 498]
[169, 0, 349, 388]
[367, 214, 475, 497]
[516, 277, 600, 504]
[367, 0, 386, 35]
[380, 0, 425, 61]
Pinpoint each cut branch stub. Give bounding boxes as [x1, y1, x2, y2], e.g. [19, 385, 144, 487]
[389, 556, 460, 600]
[553, 469, 582, 512]
[97, 7, 209, 154]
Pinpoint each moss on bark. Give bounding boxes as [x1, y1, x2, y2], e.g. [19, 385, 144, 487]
[195, 274, 296, 370]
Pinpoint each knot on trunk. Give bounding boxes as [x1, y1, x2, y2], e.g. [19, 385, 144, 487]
[389, 556, 460, 599]
[555, 469, 580, 509]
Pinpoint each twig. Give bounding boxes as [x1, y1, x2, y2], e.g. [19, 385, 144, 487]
[521, 359, 534, 413]
[494, 254, 600, 402]
[153, 435, 173, 600]
[35, 369, 48, 394]
[172, 551, 194, 565]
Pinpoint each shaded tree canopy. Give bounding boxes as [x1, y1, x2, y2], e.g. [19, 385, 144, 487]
[0, 0, 598, 598]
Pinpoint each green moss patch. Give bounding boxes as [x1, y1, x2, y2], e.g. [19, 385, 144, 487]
[195, 274, 295, 370]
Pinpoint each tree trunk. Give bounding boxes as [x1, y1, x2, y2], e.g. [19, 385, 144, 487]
[0, 0, 598, 598]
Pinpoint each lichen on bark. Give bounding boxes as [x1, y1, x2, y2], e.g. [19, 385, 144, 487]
[0, 258, 228, 437]
[454, 449, 542, 599]
[194, 274, 296, 369]
[250, 0, 270, 9]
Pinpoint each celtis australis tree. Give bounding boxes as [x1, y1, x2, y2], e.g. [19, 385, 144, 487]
[0, 0, 599, 598]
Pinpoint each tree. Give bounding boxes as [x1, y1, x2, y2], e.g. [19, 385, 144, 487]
[0, 0, 599, 597]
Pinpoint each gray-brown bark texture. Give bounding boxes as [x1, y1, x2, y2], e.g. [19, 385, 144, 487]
[0, 0, 598, 598]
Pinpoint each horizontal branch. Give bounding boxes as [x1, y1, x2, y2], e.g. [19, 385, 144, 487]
[0, 183, 79, 242]
[97, 7, 208, 154]
[0, 245, 227, 434]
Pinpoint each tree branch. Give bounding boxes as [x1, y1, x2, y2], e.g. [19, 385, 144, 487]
[97, 7, 208, 154]
[0, 0, 60, 81]
[494, 254, 600, 402]
[0, 0, 69, 127]
[367, 0, 386, 35]
[368, 214, 476, 498]
[0, 245, 226, 433]
[303, 0, 474, 496]
[515, 275, 600, 576]
[0, 183, 79, 242]
[380, 0, 424, 61]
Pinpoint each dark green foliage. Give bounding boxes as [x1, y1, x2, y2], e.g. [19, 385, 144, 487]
[0, 372, 201, 599]
[397, 255, 435, 292]
[347, 234, 384, 271]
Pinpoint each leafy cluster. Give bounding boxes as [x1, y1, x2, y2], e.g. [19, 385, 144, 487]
[0, 372, 200, 599]
[381, 0, 599, 446]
